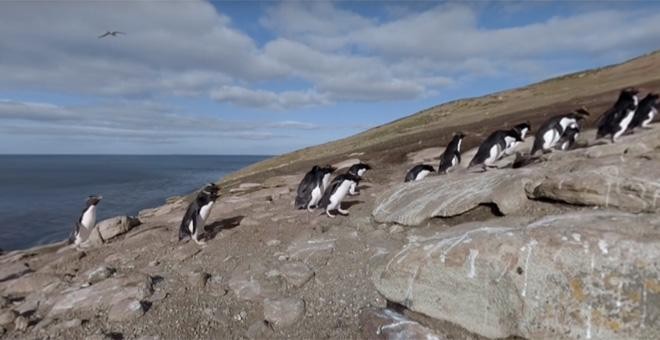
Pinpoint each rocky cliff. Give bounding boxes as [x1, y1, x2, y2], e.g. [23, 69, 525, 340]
[1, 52, 659, 339]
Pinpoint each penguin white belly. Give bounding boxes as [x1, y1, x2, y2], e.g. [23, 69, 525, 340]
[328, 181, 352, 210]
[309, 186, 322, 207]
[614, 110, 635, 140]
[322, 174, 331, 191]
[80, 206, 97, 229]
[451, 155, 458, 168]
[188, 220, 195, 234]
[199, 202, 214, 222]
[349, 182, 357, 195]
[505, 141, 519, 155]
[542, 129, 559, 150]
[484, 144, 500, 166]
[643, 107, 657, 127]
[560, 141, 569, 150]
[414, 170, 430, 181]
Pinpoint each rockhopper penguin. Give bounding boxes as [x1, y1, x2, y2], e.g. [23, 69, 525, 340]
[179, 183, 220, 245]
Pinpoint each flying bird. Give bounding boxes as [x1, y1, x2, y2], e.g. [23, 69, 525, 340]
[98, 31, 125, 39]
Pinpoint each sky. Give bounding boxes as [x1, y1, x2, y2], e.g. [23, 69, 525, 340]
[1, 1, 659, 155]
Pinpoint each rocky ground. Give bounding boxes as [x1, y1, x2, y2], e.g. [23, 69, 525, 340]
[1, 53, 659, 340]
[1, 126, 659, 340]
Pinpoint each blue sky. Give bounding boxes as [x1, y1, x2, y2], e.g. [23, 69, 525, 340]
[1, 1, 659, 155]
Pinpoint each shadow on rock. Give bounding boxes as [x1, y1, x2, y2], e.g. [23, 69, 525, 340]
[205, 215, 245, 240]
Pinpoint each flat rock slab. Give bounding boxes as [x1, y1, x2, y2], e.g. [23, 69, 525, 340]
[228, 262, 275, 302]
[360, 308, 446, 340]
[373, 168, 540, 226]
[286, 236, 336, 262]
[263, 297, 305, 328]
[0, 273, 63, 296]
[107, 298, 145, 322]
[0, 262, 31, 282]
[48, 273, 153, 317]
[373, 212, 660, 339]
[279, 262, 314, 288]
[332, 158, 361, 170]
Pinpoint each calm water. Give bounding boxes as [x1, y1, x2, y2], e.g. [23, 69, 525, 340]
[0, 155, 268, 251]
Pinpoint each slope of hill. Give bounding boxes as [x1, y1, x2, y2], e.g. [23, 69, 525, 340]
[222, 50, 660, 186]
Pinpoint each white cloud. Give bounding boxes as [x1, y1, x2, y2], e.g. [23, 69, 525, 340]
[0, 99, 318, 142]
[210, 86, 329, 110]
[1, 1, 660, 112]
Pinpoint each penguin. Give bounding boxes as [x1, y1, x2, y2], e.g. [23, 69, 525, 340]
[318, 173, 361, 218]
[437, 132, 465, 174]
[531, 108, 590, 155]
[555, 126, 580, 151]
[68, 195, 102, 245]
[504, 123, 530, 155]
[404, 164, 435, 182]
[294, 165, 336, 211]
[629, 93, 658, 130]
[178, 183, 220, 245]
[596, 88, 639, 142]
[294, 165, 320, 210]
[468, 129, 523, 170]
[347, 163, 371, 195]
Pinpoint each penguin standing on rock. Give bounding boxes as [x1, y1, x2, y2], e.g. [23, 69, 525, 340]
[597, 88, 639, 142]
[438, 132, 465, 174]
[468, 129, 523, 170]
[531, 108, 590, 155]
[69, 195, 102, 245]
[179, 183, 220, 245]
[504, 123, 530, 155]
[629, 93, 658, 130]
[405, 164, 435, 182]
[294, 165, 336, 210]
[318, 173, 361, 218]
[347, 163, 371, 195]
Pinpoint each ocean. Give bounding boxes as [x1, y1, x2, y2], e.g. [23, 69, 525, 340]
[0, 155, 269, 251]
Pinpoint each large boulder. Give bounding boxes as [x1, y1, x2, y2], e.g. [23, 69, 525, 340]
[531, 156, 660, 213]
[98, 216, 141, 241]
[373, 168, 541, 226]
[373, 212, 660, 339]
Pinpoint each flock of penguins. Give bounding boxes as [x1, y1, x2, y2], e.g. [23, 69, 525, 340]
[68, 88, 658, 247]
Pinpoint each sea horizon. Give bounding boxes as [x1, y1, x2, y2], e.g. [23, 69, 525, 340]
[0, 154, 269, 251]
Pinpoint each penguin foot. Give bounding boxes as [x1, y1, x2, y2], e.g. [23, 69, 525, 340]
[326, 210, 336, 218]
[338, 208, 349, 215]
[192, 236, 207, 246]
[307, 205, 316, 212]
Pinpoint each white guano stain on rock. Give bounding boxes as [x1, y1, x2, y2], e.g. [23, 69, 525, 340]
[467, 249, 478, 279]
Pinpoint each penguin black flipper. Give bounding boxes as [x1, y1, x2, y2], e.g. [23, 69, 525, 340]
[178, 203, 199, 241]
[469, 131, 504, 168]
[68, 221, 82, 245]
[531, 119, 562, 155]
[438, 133, 464, 173]
[404, 164, 435, 182]
[294, 166, 319, 209]
[630, 93, 658, 129]
[318, 177, 343, 209]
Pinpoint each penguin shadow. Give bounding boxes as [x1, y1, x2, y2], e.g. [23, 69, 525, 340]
[356, 184, 371, 191]
[204, 215, 245, 240]
[342, 200, 364, 209]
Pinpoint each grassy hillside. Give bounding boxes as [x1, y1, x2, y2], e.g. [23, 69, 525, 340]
[221, 51, 660, 186]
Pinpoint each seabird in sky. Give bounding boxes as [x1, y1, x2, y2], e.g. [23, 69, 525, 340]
[98, 31, 125, 39]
